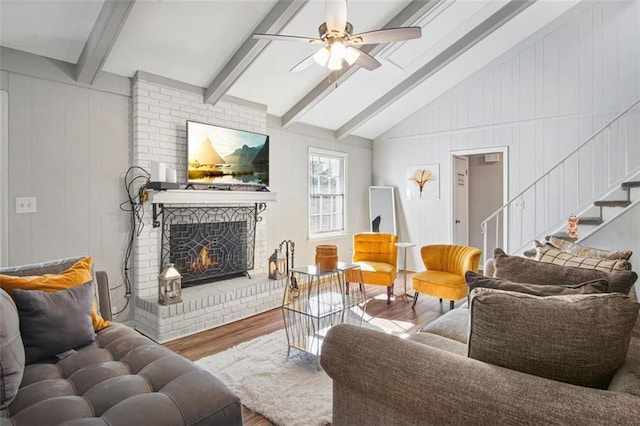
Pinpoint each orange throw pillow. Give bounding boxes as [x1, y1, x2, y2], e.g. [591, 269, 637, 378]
[0, 257, 110, 331]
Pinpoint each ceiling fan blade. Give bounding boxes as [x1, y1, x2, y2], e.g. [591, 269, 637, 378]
[325, 0, 347, 34]
[290, 54, 317, 73]
[253, 33, 323, 44]
[353, 49, 381, 71]
[350, 26, 422, 45]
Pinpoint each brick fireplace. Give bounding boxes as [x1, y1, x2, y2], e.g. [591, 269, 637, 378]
[131, 73, 284, 342]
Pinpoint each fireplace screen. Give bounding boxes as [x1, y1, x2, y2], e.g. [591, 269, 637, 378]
[160, 206, 261, 286]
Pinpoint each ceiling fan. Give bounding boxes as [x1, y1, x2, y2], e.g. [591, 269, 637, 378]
[253, 0, 422, 72]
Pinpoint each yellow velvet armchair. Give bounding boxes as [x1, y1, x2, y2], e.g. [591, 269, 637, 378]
[411, 244, 481, 310]
[347, 232, 398, 305]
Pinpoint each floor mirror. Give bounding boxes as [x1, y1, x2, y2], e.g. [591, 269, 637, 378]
[368, 186, 397, 235]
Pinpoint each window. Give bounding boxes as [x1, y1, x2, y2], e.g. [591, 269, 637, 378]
[308, 148, 347, 238]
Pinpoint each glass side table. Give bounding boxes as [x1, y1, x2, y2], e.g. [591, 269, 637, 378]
[282, 262, 366, 366]
[395, 242, 416, 303]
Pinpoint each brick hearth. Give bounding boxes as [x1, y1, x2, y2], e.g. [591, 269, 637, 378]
[135, 273, 286, 343]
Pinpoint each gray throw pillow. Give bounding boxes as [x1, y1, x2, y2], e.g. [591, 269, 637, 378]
[468, 288, 639, 389]
[493, 248, 637, 294]
[465, 271, 609, 297]
[13, 281, 96, 364]
[0, 288, 25, 409]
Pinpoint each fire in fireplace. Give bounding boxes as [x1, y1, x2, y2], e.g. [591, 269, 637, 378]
[190, 239, 218, 272]
[160, 206, 260, 287]
[169, 221, 247, 285]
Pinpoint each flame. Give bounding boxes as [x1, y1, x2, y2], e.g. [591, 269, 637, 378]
[189, 241, 217, 272]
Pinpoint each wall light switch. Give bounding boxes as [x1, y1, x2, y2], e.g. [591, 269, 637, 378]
[16, 197, 37, 214]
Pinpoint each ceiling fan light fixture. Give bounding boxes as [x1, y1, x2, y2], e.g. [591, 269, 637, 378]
[327, 54, 343, 70]
[344, 46, 360, 65]
[313, 47, 330, 66]
[327, 40, 346, 70]
[330, 40, 346, 59]
[255, 0, 422, 73]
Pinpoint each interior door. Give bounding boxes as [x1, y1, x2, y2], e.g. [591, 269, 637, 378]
[453, 156, 469, 245]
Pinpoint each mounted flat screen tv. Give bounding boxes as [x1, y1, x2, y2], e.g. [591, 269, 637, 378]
[186, 120, 269, 187]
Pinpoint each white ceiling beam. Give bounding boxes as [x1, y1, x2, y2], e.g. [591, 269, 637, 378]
[281, 0, 441, 129]
[75, 0, 135, 84]
[335, 0, 535, 139]
[204, 0, 309, 105]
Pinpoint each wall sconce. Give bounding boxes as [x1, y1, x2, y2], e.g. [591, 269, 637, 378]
[269, 249, 287, 280]
[158, 263, 182, 305]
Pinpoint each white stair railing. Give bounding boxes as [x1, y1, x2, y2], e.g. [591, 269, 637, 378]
[481, 98, 640, 264]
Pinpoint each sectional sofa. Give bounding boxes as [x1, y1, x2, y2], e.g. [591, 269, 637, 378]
[322, 248, 640, 425]
[0, 257, 243, 425]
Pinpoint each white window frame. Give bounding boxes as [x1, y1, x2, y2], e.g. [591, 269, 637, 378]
[308, 147, 348, 240]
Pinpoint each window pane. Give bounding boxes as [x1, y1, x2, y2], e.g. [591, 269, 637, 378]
[309, 216, 320, 234]
[308, 149, 346, 237]
[309, 197, 319, 214]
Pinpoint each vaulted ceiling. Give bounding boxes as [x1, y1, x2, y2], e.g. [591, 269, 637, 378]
[0, 0, 581, 139]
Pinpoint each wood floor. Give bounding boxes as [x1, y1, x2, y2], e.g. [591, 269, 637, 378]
[164, 273, 459, 426]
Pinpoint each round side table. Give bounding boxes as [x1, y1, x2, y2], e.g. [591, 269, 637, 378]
[395, 242, 415, 303]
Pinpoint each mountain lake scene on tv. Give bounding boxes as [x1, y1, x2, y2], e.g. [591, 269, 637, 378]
[187, 124, 269, 186]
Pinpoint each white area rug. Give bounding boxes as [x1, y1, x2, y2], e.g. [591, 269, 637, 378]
[195, 329, 332, 426]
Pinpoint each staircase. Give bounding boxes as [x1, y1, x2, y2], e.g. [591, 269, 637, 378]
[575, 179, 640, 236]
[581, 182, 639, 226]
[481, 98, 640, 263]
[521, 178, 640, 257]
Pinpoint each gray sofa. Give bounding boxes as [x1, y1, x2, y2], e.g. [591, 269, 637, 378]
[321, 252, 640, 425]
[0, 258, 242, 426]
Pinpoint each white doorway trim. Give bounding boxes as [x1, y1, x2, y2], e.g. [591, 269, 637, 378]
[0, 90, 8, 266]
[450, 146, 509, 254]
[452, 155, 469, 246]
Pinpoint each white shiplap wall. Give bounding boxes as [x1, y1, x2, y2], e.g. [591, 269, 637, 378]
[374, 1, 640, 272]
[4, 71, 130, 296]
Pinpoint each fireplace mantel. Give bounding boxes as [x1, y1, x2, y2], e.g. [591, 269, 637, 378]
[147, 189, 276, 228]
[146, 189, 277, 205]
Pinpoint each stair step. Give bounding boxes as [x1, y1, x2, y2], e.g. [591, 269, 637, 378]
[593, 200, 632, 208]
[621, 181, 640, 189]
[578, 216, 604, 226]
